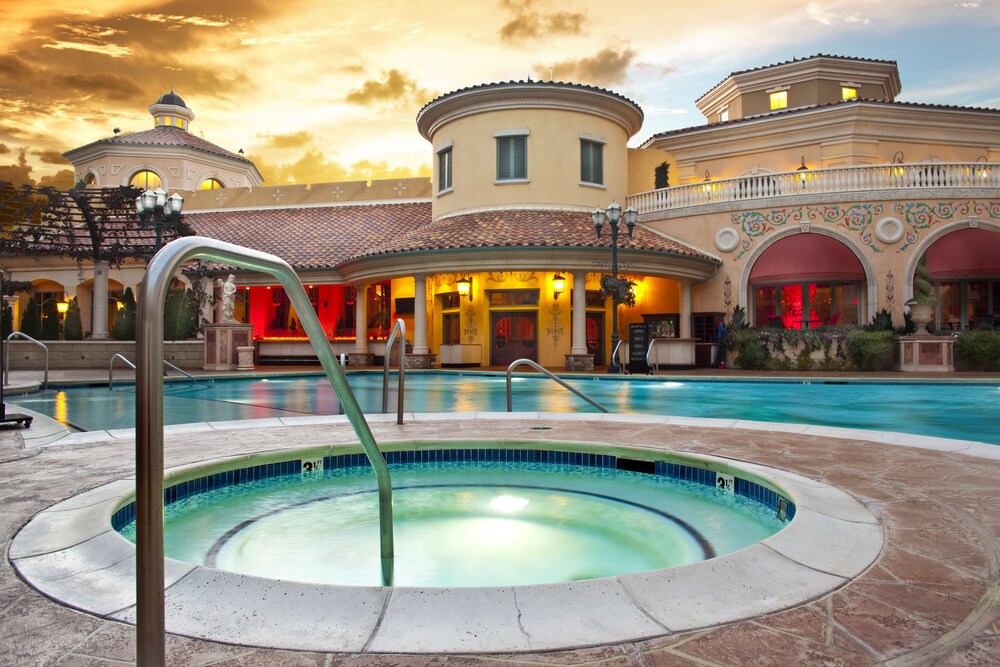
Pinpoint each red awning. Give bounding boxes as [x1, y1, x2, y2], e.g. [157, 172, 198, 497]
[926, 228, 1000, 278]
[749, 233, 864, 284]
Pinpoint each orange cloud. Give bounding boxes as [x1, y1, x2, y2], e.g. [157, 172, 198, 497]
[345, 69, 433, 108]
[540, 47, 636, 86]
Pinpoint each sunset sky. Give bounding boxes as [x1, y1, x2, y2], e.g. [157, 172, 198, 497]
[1, 0, 997, 189]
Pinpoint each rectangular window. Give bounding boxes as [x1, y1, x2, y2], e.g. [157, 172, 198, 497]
[719, 107, 729, 122]
[488, 289, 538, 307]
[438, 147, 453, 192]
[496, 135, 527, 180]
[580, 139, 604, 185]
[769, 91, 788, 110]
[841, 86, 858, 100]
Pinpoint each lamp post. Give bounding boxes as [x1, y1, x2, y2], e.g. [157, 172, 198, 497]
[135, 187, 183, 253]
[592, 201, 638, 373]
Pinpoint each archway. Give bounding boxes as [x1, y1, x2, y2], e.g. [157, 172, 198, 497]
[919, 225, 1000, 330]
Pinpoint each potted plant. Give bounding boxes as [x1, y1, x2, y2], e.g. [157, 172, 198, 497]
[907, 253, 937, 335]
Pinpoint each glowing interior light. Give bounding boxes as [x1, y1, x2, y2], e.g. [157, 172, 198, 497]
[489, 495, 529, 513]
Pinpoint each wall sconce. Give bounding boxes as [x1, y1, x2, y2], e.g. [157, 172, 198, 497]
[115, 300, 124, 311]
[552, 274, 565, 300]
[56, 301, 69, 315]
[701, 170, 712, 194]
[797, 156, 809, 182]
[457, 276, 472, 302]
[976, 155, 991, 180]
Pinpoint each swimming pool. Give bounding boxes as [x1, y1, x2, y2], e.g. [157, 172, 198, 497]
[14, 371, 1000, 444]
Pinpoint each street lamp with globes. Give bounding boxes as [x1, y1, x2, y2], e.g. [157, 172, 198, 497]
[592, 201, 638, 373]
[135, 187, 184, 253]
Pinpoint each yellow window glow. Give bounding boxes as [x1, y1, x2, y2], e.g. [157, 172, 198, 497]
[199, 178, 224, 190]
[842, 86, 857, 100]
[769, 91, 788, 110]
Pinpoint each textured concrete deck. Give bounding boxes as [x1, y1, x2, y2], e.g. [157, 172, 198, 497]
[2, 405, 999, 665]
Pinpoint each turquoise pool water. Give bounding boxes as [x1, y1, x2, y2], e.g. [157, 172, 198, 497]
[16, 372, 1000, 444]
[118, 458, 786, 587]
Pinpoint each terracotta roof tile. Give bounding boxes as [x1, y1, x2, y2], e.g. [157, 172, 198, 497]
[184, 203, 432, 269]
[358, 209, 716, 261]
[418, 80, 642, 117]
[65, 126, 250, 163]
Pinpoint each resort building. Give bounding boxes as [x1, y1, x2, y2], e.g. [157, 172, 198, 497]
[5, 54, 999, 369]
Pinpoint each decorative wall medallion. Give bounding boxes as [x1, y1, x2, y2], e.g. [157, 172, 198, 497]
[714, 228, 740, 252]
[969, 215, 980, 228]
[546, 303, 564, 345]
[885, 271, 895, 309]
[799, 221, 810, 233]
[463, 305, 478, 342]
[875, 217, 904, 244]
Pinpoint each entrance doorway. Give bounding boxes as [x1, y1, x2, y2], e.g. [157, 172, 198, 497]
[490, 312, 537, 366]
[586, 313, 605, 366]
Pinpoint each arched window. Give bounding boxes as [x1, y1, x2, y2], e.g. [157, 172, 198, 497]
[129, 170, 162, 190]
[199, 178, 225, 190]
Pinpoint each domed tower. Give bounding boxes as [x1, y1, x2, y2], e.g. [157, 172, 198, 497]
[62, 88, 263, 191]
[147, 86, 196, 131]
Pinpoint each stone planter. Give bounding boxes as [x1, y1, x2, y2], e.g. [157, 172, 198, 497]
[907, 301, 935, 336]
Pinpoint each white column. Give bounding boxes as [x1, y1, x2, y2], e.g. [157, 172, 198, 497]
[91, 261, 110, 340]
[680, 280, 693, 339]
[354, 284, 369, 353]
[413, 275, 429, 354]
[571, 270, 588, 355]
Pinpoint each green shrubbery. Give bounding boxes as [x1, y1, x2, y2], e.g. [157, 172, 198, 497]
[111, 287, 136, 340]
[843, 330, 895, 371]
[954, 331, 1000, 371]
[63, 297, 83, 340]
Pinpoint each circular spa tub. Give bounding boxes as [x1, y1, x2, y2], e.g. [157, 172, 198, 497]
[12, 438, 883, 653]
[115, 443, 792, 587]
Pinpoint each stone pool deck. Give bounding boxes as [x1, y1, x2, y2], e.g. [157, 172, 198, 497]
[2, 403, 999, 665]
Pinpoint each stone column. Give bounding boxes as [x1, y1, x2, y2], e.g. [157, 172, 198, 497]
[349, 284, 373, 366]
[680, 280, 693, 339]
[413, 275, 429, 354]
[406, 274, 437, 368]
[91, 260, 110, 340]
[565, 270, 593, 371]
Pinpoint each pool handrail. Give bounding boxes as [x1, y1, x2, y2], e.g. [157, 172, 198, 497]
[611, 338, 626, 374]
[381, 318, 406, 424]
[108, 353, 195, 390]
[646, 338, 662, 375]
[135, 236, 395, 667]
[505, 358, 609, 413]
[4, 332, 48, 389]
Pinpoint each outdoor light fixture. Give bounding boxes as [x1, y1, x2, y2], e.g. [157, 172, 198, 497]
[976, 155, 991, 180]
[135, 187, 184, 253]
[457, 276, 472, 301]
[552, 274, 566, 300]
[701, 170, 712, 194]
[592, 201, 638, 374]
[56, 301, 69, 315]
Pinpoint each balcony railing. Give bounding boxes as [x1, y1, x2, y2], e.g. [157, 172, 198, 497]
[628, 162, 998, 215]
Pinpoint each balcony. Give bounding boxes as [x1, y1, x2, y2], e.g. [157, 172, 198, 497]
[628, 162, 998, 217]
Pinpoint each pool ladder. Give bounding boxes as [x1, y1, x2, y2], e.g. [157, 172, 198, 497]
[4, 332, 49, 389]
[382, 318, 405, 424]
[133, 237, 395, 666]
[506, 358, 609, 413]
[108, 353, 195, 390]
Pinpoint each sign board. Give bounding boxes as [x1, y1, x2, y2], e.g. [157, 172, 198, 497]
[628, 323, 650, 375]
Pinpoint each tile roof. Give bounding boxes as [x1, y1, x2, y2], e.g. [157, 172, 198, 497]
[66, 126, 250, 163]
[418, 80, 642, 118]
[184, 202, 433, 269]
[183, 204, 717, 272]
[641, 97, 1000, 145]
[357, 209, 716, 261]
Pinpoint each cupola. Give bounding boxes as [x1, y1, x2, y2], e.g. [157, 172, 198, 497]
[147, 86, 196, 131]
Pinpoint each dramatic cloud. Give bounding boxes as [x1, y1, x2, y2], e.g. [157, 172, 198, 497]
[345, 69, 433, 108]
[0, 149, 34, 186]
[0, 143, 9, 154]
[248, 148, 430, 186]
[35, 150, 69, 165]
[539, 47, 636, 86]
[806, 2, 870, 25]
[498, 0, 586, 43]
[257, 130, 315, 150]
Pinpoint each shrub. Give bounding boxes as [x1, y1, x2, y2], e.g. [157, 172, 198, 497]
[844, 330, 895, 371]
[40, 299, 60, 340]
[112, 287, 136, 341]
[729, 327, 770, 369]
[19, 296, 40, 339]
[954, 331, 1000, 372]
[864, 308, 894, 332]
[163, 287, 198, 340]
[63, 297, 83, 340]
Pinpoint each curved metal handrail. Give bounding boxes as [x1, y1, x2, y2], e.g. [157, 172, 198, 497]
[134, 236, 395, 665]
[611, 338, 626, 374]
[505, 358, 609, 413]
[381, 318, 406, 425]
[646, 338, 662, 375]
[109, 353, 195, 390]
[4, 332, 49, 389]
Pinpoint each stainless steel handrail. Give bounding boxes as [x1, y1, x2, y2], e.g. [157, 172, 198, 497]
[134, 237, 395, 666]
[381, 318, 406, 425]
[646, 338, 662, 375]
[4, 332, 49, 389]
[109, 353, 195, 390]
[611, 338, 626, 374]
[505, 358, 609, 413]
